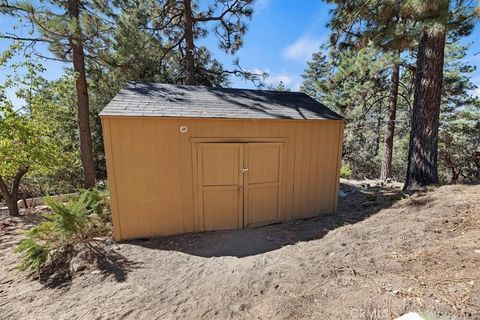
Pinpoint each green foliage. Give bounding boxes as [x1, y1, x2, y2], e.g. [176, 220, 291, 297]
[340, 165, 352, 179]
[327, 0, 419, 52]
[6, 0, 114, 64]
[266, 81, 290, 91]
[438, 104, 480, 183]
[15, 223, 55, 271]
[0, 48, 63, 184]
[301, 39, 479, 182]
[437, 42, 480, 183]
[84, 4, 237, 177]
[300, 46, 331, 101]
[143, 0, 254, 54]
[302, 45, 404, 179]
[325, 0, 479, 185]
[16, 188, 111, 272]
[2, 0, 259, 185]
[43, 188, 111, 239]
[327, 0, 478, 51]
[0, 46, 82, 200]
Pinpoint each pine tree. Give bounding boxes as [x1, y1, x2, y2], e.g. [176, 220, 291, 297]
[100, 2, 235, 86]
[0, 0, 115, 188]
[301, 46, 397, 178]
[326, 0, 479, 187]
[300, 47, 331, 101]
[327, 0, 418, 181]
[404, 0, 478, 190]
[67, 0, 96, 188]
[438, 42, 480, 183]
[143, 0, 258, 85]
[301, 38, 480, 182]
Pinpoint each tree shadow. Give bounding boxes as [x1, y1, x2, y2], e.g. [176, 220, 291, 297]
[0, 212, 139, 289]
[114, 82, 342, 120]
[128, 182, 406, 258]
[39, 245, 140, 289]
[0, 212, 46, 250]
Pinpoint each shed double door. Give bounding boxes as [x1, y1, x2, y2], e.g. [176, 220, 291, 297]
[196, 142, 284, 231]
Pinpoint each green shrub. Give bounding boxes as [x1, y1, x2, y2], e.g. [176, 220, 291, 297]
[16, 235, 50, 272]
[340, 165, 352, 179]
[15, 188, 111, 273]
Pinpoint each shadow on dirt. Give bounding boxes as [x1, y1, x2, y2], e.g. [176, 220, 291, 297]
[129, 182, 406, 258]
[39, 246, 140, 289]
[1, 211, 139, 288]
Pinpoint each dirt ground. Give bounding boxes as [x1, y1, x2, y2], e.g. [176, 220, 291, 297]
[1, 181, 479, 320]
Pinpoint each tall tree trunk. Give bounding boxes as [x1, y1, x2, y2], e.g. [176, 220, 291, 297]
[0, 167, 29, 216]
[373, 104, 382, 157]
[183, 0, 196, 85]
[404, 27, 447, 190]
[68, 0, 96, 189]
[380, 62, 400, 181]
[3, 195, 19, 217]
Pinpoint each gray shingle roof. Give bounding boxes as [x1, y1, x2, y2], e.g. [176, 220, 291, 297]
[100, 82, 343, 120]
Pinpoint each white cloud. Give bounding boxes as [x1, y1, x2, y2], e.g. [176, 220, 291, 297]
[261, 69, 292, 85]
[265, 73, 292, 85]
[250, 68, 268, 76]
[282, 36, 323, 61]
[248, 68, 303, 90]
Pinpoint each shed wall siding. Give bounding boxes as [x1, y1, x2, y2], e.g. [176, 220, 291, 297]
[101, 117, 344, 240]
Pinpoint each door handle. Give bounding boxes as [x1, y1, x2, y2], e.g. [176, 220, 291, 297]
[241, 168, 249, 174]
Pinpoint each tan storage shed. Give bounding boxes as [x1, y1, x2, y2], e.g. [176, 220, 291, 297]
[100, 82, 345, 240]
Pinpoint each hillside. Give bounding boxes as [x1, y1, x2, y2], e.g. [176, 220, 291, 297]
[1, 182, 479, 319]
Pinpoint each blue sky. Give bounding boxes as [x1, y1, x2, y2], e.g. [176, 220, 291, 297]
[217, 0, 480, 93]
[201, 0, 334, 90]
[1, 0, 480, 100]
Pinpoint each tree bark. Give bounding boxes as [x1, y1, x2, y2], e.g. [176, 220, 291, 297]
[450, 166, 460, 184]
[183, 0, 196, 85]
[404, 27, 447, 190]
[0, 167, 29, 216]
[373, 104, 382, 157]
[68, 0, 96, 189]
[380, 62, 400, 181]
[3, 196, 19, 217]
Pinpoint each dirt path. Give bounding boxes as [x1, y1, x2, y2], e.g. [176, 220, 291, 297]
[1, 182, 479, 319]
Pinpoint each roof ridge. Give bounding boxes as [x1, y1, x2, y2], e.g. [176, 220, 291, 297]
[125, 81, 306, 95]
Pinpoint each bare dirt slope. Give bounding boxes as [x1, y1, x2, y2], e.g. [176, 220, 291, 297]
[1, 182, 479, 320]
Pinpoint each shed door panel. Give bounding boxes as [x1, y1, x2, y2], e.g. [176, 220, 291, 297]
[244, 143, 284, 227]
[197, 143, 243, 231]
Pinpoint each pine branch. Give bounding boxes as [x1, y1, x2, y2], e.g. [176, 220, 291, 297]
[194, 0, 242, 22]
[198, 61, 266, 87]
[33, 52, 69, 62]
[0, 34, 52, 43]
[0, 1, 29, 13]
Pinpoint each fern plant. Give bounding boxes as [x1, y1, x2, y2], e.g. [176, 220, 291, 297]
[15, 188, 111, 273]
[15, 226, 52, 272]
